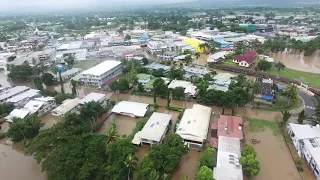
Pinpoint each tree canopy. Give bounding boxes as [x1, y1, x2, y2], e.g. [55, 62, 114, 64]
[195, 166, 214, 180]
[172, 87, 185, 100]
[257, 60, 272, 71]
[199, 147, 217, 169]
[54, 93, 73, 105]
[109, 79, 130, 92]
[41, 73, 55, 86]
[7, 116, 43, 142]
[153, 78, 168, 98]
[8, 64, 34, 81]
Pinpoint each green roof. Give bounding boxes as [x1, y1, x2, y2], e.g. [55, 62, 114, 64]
[137, 74, 153, 81]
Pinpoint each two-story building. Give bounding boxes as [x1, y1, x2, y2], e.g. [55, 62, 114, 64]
[79, 60, 122, 87]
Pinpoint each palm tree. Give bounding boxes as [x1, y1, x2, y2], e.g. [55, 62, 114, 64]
[199, 43, 210, 53]
[281, 110, 292, 125]
[106, 118, 119, 144]
[298, 109, 307, 124]
[275, 62, 285, 77]
[195, 52, 200, 59]
[284, 84, 298, 106]
[251, 81, 260, 98]
[124, 154, 138, 180]
[185, 55, 192, 65]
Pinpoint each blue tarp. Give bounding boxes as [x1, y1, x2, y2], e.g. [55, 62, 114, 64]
[262, 95, 273, 101]
[277, 84, 283, 92]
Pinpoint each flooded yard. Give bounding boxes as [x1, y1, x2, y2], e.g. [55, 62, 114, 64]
[0, 144, 47, 180]
[98, 113, 139, 136]
[245, 126, 301, 180]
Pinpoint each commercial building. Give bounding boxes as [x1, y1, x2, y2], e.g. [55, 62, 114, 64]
[6, 89, 40, 107]
[111, 101, 149, 118]
[183, 38, 205, 53]
[214, 136, 243, 180]
[176, 104, 212, 149]
[132, 112, 172, 145]
[288, 123, 320, 179]
[147, 41, 166, 54]
[80, 60, 122, 87]
[38, 49, 56, 62]
[157, 51, 178, 60]
[215, 41, 234, 49]
[24, 97, 56, 116]
[0, 86, 30, 103]
[52, 98, 80, 116]
[5, 109, 30, 122]
[60, 68, 83, 81]
[79, 92, 109, 107]
[183, 67, 210, 79]
[207, 51, 229, 63]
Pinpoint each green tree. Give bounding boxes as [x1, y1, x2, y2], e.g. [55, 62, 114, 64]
[241, 144, 257, 157]
[284, 84, 298, 106]
[240, 154, 260, 178]
[105, 138, 136, 180]
[33, 77, 43, 90]
[142, 57, 149, 65]
[125, 34, 132, 41]
[124, 154, 138, 180]
[203, 73, 212, 81]
[58, 71, 64, 94]
[172, 87, 185, 100]
[281, 110, 292, 125]
[109, 79, 130, 92]
[54, 93, 73, 104]
[130, 68, 138, 86]
[185, 55, 193, 65]
[138, 83, 144, 92]
[195, 52, 200, 59]
[106, 118, 119, 144]
[168, 67, 184, 80]
[298, 109, 306, 124]
[199, 147, 217, 169]
[0, 103, 14, 117]
[152, 68, 165, 77]
[257, 60, 272, 71]
[134, 155, 159, 180]
[71, 80, 77, 96]
[79, 101, 104, 125]
[167, 89, 171, 108]
[195, 166, 214, 180]
[275, 62, 285, 77]
[149, 134, 189, 173]
[153, 78, 168, 98]
[6, 116, 44, 142]
[8, 64, 34, 81]
[64, 55, 75, 68]
[41, 73, 55, 86]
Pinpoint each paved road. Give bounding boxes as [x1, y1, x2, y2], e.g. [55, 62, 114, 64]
[298, 91, 316, 117]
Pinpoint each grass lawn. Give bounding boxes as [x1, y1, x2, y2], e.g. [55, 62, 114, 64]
[265, 67, 320, 89]
[246, 118, 280, 136]
[221, 59, 239, 67]
[254, 94, 302, 112]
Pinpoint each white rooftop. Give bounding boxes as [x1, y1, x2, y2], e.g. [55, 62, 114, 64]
[208, 51, 229, 62]
[176, 104, 212, 142]
[288, 123, 320, 140]
[183, 67, 210, 76]
[60, 68, 82, 77]
[34, 96, 55, 102]
[137, 112, 172, 142]
[214, 136, 243, 180]
[81, 60, 121, 76]
[111, 101, 149, 117]
[52, 98, 80, 116]
[0, 86, 30, 101]
[5, 109, 30, 122]
[168, 80, 193, 89]
[24, 100, 45, 114]
[6, 89, 40, 103]
[79, 92, 107, 105]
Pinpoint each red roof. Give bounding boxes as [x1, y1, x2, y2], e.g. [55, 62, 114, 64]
[234, 51, 256, 64]
[308, 33, 317, 36]
[212, 115, 244, 140]
[221, 48, 234, 51]
[123, 52, 134, 56]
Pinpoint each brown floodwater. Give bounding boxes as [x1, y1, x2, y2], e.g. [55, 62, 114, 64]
[270, 51, 320, 74]
[245, 126, 301, 180]
[0, 144, 47, 180]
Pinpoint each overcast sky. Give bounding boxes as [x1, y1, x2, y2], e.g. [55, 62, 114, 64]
[0, 0, 194, 10]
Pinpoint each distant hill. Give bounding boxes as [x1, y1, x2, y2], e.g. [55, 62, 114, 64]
[197, 0, 320, 6]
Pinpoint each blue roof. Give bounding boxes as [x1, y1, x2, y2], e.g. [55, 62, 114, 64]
[145, 63, 171, 71]
[262, 95, 273, 101]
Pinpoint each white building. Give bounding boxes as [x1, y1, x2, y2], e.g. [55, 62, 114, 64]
[0, 86, 30, 103]
[38, 49, 56, 62]
[132, 112, 172, 145]
[79, 92, 109, 107]
[147, 41, 166, 54]
[52, 98, 80, 116]
[168, 80, 197, 97]
[5, 109, 30, 122]
[207, 51, 229, 63]
[208, 73, 236, 92]
[214, 136, 243, 180]
[80, 60, 122, 87]
[111, 101, 149, 118]
[288, 123, 320, 179]
[60, 68, 83, 81]
[183, 67, 210, 79]
[6, 89, 40, 107]
[24, 97, 55, 116]
[176, 104, 212, 149]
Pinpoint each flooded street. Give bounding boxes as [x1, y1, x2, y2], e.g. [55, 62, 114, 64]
[270, 51, 320, 74]
[0, 144, 46, 180]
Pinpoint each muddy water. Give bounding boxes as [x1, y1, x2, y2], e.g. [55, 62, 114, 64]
[41, 114, 60, 130]
[0, 144, 47, 180]
[270, 52, 320, 74]
[245, 127, 301, 180]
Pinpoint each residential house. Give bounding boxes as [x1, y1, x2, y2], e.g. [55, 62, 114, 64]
[233, 51, 257, 68]
[79, 92, 109, 108]
[183, 67, 210, 79]
[208, 73, 236, 92]
[52, 98, 80, 116]
[168, 80, 197, 98]
[111, 101, 149, 118]
[157, 51, 178, 60]
[80, 60, 122, 87]
[214, 136, 243, 180]
[288, 123, 320, 179]
[211, 115, 244, 148]
[137, 74, 153, 85]
[176, 104, 212, 149]
[132, 112, 172, 145]
[207, 51, 229, 63]
[6, 89, 41, 107]
[144, 63, 171, 72]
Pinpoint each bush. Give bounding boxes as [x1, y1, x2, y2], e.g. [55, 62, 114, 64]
[127, 118, 149, 140]
[199, 147, 217, 169]
[0, 132, 5, 139]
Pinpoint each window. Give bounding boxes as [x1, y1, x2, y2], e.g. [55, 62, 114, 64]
[310, 139, 320, 148]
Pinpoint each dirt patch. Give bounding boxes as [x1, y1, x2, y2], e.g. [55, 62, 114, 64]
[245, 127, 301, 180]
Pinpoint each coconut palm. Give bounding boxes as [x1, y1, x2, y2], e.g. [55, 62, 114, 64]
[195, 52, 201, 59]
[275, 62, 285, 77]
[106, 118, 119, 144]
[284, 84, 298, 106]
[124, 154, 138, 180]
[281, 110, 292, 125]
[199, 43, 210, 53]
